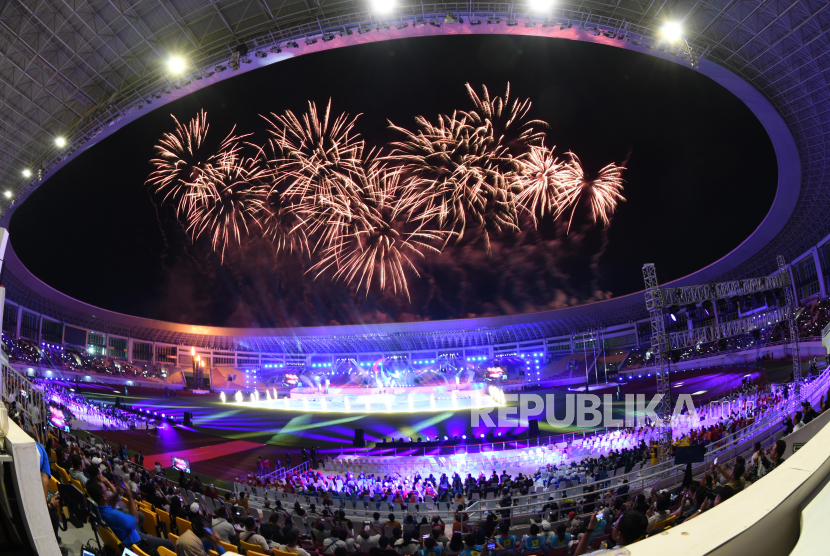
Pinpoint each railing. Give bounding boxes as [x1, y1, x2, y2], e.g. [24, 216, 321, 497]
[0, 352, 47, 428]
[261, 459, 312, 484]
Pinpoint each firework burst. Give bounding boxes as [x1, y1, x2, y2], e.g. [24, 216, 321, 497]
[515, 145, 568, 223]
[309, 161, 445, 299]
[186, 154, 270, 262]
[147, 110, 246, 216]
[148, 83, 627, 297]
[556, 153, 626, 231]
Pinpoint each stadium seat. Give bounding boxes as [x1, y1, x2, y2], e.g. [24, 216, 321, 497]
[97, 524, 121, 555]
[275, 550, 296, 556]
[241, 540, 265, 554]
[590, 534, 610, 549]
[131, 545, 152, 556]
[156, 508, 174, 535]
[168, 532, 179, 546]
[56, 466, 71, 484]
[48, 475, 59, 493]
[219, 541, 238, 553]
[654, 515, 677, 529]
[176, 516, 192, 534]
[157, 547, 176, 556]
[140, 507, 165, 537]
[547, 548, 568, 556]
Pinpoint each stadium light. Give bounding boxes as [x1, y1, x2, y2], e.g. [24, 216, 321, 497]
[662, 22, 682, 42]
[168, 56, 186, 74]
[55, 137, 67, 148]
[22, 169, 31, 178]
[3, 191, 11, 199]
[529, 0, 553, 10]
[371, 0, 396, 13]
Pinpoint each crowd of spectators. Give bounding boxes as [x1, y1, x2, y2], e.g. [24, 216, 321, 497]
[624, 299, 830, 372]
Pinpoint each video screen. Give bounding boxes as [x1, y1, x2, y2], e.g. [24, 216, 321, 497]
[49, 406, 69, 431]
[171, 456, 191, 473]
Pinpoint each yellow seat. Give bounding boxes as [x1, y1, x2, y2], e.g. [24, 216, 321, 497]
[168, 532, 179, 546]
[219, 541, 238, 553]
[157, 508, 174, 537]
[653, 515, 677, 530]
[56, 466, 71, 484]
[50, 449, 57, 461]
[241, 540, 265, 554]
[139, 507, 162, 537]
[157, 547, 177, 556]
[209, 551, 219, 556]
[70, 479, 85, 493]
[131, 545, 152, 556]
[97, 525, 121, 554]
[48, 475, 59, 493]
[275, 550, 296, 556]
[176, 516, 192, 534]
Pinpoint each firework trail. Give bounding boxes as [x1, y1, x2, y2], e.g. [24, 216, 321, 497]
[148, 84, 626, 297]
[556, 153, 626, 232]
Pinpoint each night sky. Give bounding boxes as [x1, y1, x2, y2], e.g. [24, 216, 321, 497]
[9, 35, 777, 328]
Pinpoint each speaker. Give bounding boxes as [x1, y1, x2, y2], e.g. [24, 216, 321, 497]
[184, 412, 193, 427]
[353, 428, 365, 447]
[528, 419, 540, 438]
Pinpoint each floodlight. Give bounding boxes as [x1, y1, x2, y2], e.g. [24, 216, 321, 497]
[55, 137, 67, 148]
[168, 56, 186, 73]
[529, 0, 553, 10]
[371, 0, 395, 13]
[662, 22, 682, 42]
[22, 169, 31, 178]
[3, 191, 11, 199]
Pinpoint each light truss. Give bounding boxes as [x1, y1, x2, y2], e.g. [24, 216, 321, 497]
[642, 263, 673, 462]
[667, 305, 793, 351]
[778, 254, 801, 410]
[659, 274, 790, 307]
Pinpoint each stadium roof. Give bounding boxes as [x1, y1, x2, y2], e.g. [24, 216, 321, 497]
[0, 0, 823, 350]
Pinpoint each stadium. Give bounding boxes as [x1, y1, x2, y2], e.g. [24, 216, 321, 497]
[0, 1, 830, 556]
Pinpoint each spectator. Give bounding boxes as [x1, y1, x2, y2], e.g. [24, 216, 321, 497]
[323, 529, 348, 553]
[87, 479, 175, 554]
[495, 522, 517, 551]
[521, 524, 544, 552]
[419, 537, 442, 556]
[547, 524, 570, 549]
[647, 495, 671, 531]
[395, 530, 420, 555]
[239, 516, 273, 556]
[211, 507, 237, 544]
[177, 512, 226, 556]
[460, 533, 482, 556]
[575, 510, 648, 555]
[370, 536, 399, 556]
[385, 514, 402, 530]
[278, 530, 311, 556]
[69, 454, 88, 487]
